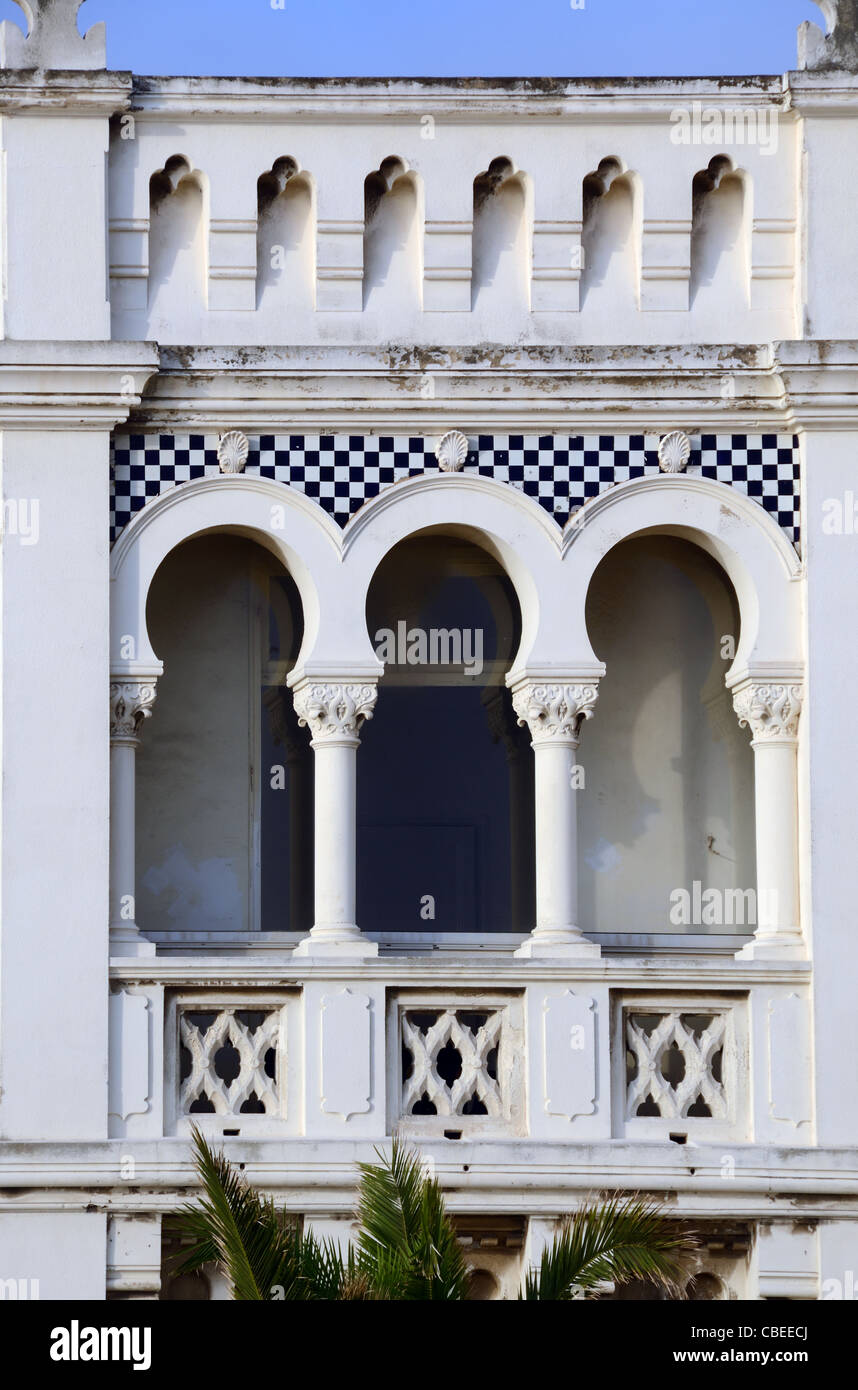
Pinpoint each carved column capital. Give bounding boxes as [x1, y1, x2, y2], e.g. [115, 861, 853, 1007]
[511, 680, 599, 746]
[292, 680, 378, 746]
[110, 680, 157, 746]
[732, 681, 803, 744]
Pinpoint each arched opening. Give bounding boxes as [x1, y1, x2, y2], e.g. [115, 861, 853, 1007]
[136, 532, 312, 939]
[686, 1272, 726, 1300]
[256, 157, 316, 310]
[581, 157, 640, 309]
[363, 156, 422, 310]
[358, 531, 534, 936]
[471, 157, 531, 311]
[148, 155, 208, 315]
[467, 1268, 501, 1301]
[691, 156, 749, 306]
[581, 534, 755, 938]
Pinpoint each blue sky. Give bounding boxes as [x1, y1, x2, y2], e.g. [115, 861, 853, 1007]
[0, 0, 823, 77]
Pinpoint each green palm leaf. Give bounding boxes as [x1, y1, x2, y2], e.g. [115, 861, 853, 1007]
[522, 1194, 696, 1301]
[355, 1140, 471, 1301]
[172, 1128, 345, 1300]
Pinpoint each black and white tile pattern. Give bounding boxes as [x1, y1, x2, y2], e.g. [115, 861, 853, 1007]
[110, 432, 802, 551]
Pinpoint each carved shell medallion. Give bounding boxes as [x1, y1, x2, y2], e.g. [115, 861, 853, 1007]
[217, 431, 250, 475]
[435, 430, 469, 472]
[657, 431, 691, 474]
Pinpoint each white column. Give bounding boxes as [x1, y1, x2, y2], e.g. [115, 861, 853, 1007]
[291, 679, 378, 957]
[731, 679, 804, 959]
[511, 680, 600, 959]
[109, 679, 158, 958]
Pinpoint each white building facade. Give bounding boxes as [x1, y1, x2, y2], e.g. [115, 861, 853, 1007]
[1, 0, 858, 1300]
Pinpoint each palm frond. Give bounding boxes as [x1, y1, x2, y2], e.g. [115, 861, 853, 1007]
[356, 1142, 424, 1253]
[174, 1128, 345, 1300]
[523, 1195, 696, 1301]
[355, 1140, 470, 1301]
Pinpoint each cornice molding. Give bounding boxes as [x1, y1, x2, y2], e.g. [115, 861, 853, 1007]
[119, 340, 858, 433]
[2, 340, 857, 433]
[0, 69, 131, 114]
[127, 73, 789, 124]
[0, 340, 160, 428]
[137, 341, 784, 433]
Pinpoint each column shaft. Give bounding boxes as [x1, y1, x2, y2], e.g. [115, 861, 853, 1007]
[534, 741, 579, 935]
[109, 741, 136, 928]
[292, 678, 378, 958]
[313, 741, 358, 934]
[511, 680, 601, 960]
[753, 741, 800, 936]
[109, 680, 157, 958]
[732, 679, 804, 959]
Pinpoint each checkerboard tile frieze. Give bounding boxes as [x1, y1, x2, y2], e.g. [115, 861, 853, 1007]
[110, 432, 801, 551]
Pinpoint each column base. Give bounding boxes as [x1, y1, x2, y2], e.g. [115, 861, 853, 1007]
[515, 931, 601, 960]
[734, 934, 807, 961]
[292, 927, 378, 959]
[109, 925, 157, 959]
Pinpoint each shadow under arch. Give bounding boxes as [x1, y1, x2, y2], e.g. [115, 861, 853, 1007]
[342, 471, 565, 679]
[560, 474, 803, 681]
[110, 474, 344, 677]
[358, 523, 536, 936]
[582, 532, 756, 938]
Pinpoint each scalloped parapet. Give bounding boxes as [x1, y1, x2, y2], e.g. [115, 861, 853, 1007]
[798, 0, 858, 70]
[0, 0, 106, 71]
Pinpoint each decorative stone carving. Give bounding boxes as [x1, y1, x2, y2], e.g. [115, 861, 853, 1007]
[0, 0, 107, 72]
[293, 681, 377, 743]
[217, 430, 249, 474]
[401, 1008, 503, 1118]
[179, 1008, 280, 1116]
[512, 682, 599, 744]
[625, 1009, 728, 1121]
[658, 430, 691, 474]
[434, 430, 469, 472]
[797, 1, 858, 70]
[110, 681, 157, 744]
[732, 683, 803, 742]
